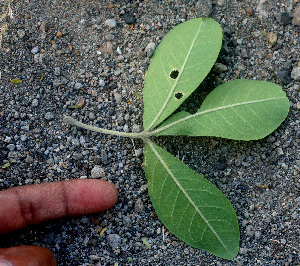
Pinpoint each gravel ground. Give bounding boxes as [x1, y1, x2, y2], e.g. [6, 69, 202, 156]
[0, 0, 299, 265]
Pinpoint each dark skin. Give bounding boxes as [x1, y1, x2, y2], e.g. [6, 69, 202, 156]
[0, 179, 118, 265]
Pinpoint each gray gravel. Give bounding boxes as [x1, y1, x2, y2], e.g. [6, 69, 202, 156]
[0, 0, 299, 265]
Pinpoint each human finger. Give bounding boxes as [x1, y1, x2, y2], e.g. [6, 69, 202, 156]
[0, 179, 118, 234]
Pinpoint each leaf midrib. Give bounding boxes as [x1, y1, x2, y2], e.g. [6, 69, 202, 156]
[145, 20, 204, 131]
[146, 139, 234, 258]
[153, 96, 286, 134]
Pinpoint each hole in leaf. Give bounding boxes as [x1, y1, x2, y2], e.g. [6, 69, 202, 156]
[174, 92, 183, 100]
[170, 69, 179, 79]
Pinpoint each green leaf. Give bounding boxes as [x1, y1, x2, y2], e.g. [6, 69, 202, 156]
[10, 79, 22, 84]
[141, 237, 151, 249]
[154, 79, 290, 140]
[143, 18, 222, 130]
[2, 162, 11, 169]
[144, 140, 239, 260]
[69, 104, 82, 109]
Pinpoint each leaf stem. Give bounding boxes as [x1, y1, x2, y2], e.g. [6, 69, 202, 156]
[63, 116, 153, 138]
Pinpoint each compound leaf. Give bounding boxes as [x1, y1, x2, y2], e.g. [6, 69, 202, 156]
[144, 140, 240, 260]
[143, 18, 222, 130]
[154, 79, 290, 140]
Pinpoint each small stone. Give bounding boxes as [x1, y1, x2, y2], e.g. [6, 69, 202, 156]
[213, 63, 228, 73]
[25, 155, 34, 163]
[154, 7, 164, 15]
[240, 48, 248, 58]
[72, 152, 83, 160]
[106, 234, 121, 252]
[116, 46, 122, 55]
[56, 31, 62, 37]
[99, 79, 105, 87]
[31, 46, 40, 54]
[91, 165, 105, 178]
[217, 0, 225, 7]
[32, 99, 39, 107]
[106, 33, 115, 40]
[105, 19, 116, 28]
[4, 136, 12, 143]
[114, 93, 122, 104]
[34, 53, 43, 64]
[134, 198, 144, 213]
[132, 124, 141, 133]
[292, 6, 300, 26]
[245, 225, 255, 237]
[7, 144, 16, 151]
[267, 32, 277, 46]
[245, 6, 254, 17]
[195, 0, 213, 17]
[114, 69, 121, 76]
[124, 13, 135, 24]
[106, 42, 113, 54]
[88, 112, 96, 120]
[276, 70, 290, 85]
[145, 42, 156, 57]
[277, 147, 284, 156]
[291, 66, 300, 81]
[40, 21, 47, 32]
[74, 82, 83, 90]
[20, 135, 27, 142]
[276, 12, 292, 25]
[44, 112, 54, 120]
[17, 29, 25, 39]
[54, 67, 61, 76]
[254, 231, 261, 239]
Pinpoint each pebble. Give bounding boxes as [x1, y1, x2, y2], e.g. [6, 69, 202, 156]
[72, 152, 83, 160]
[291, 66, 300, 81]
[25, 155, 34, 163]
[195, 0, 212, 17]
[7, 144, 16, 151]
[54, 67, 61, 76]
[276, 12, 292, 25]
[40, 21, 47, 32]
[99, 79, 105, 87]
[217, 0, 225, 7]
[44, 112, 54, 120]
[91, 165, 105, 178]
[213, 63, 228, 73]
[32, 99, 39, 107]
[105, 19, 116, 28]
[277, 147, 284, 156]
[17, 29, 25, 39]
[20, 135, 27, 142]
[106, 33, 115, 41]
[245, 6, 254, 17]
[74, 82, 83, 90]
[106, 234, 121, 251]
[292, 6, 300, 26]
[124, 13, 135, 24]
[114, 93, 122, 104]
[31, 46, 40, 54]
[116, 46, 122, 55]
[154, 7, 164, 15]
[134, 198, 144, 213]
[276, 70, 290, 85]
[267, 32, 277, 46]
[88, 112, 96, 120]
[145, 42, 156, 57]
[245, 225, 255, 237]
[240, 48, 248, 58]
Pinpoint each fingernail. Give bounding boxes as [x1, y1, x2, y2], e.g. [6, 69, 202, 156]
[0, 260, 12, 266]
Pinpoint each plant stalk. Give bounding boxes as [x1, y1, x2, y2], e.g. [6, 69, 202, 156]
[63, 116, 153, 139]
